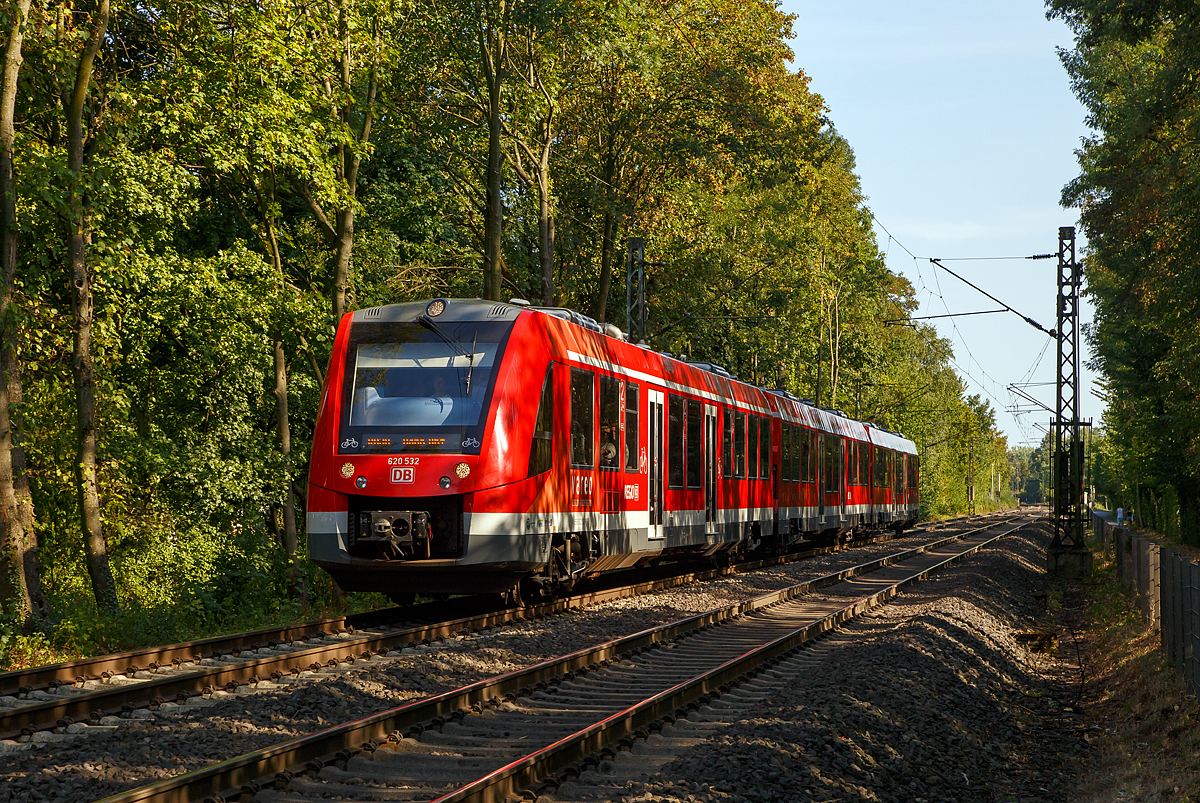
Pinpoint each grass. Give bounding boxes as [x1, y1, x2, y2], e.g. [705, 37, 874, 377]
[1071, 532, 1200, 802]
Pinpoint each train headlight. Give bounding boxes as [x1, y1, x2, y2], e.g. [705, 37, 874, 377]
[455, 462, 470, 479]
[439, 476, 452, 489]
[355, 476, 367, 489]
[426, 298, 447, 317]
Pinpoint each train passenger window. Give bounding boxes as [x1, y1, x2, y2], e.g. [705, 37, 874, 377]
[527, 365, 554, 476]
[686, 399, 702, 489]
[858, 441, 868, 487]
[792, 426, 801, 482]
[625, 382, 639, 472]
[723, 410, 733, 478]
[873, 447, 884, 488]
[800, 428, 811, 483]
[760, 417, 770, 480]
[734, 412, 746, 477]
[781, 425, 792, 482]
[825, 436, 840, 490]
[599, 375, 621, 470]
[909, 455, 919, 491]
[570, 369, 594, 467]
[668, 395, 684, 489]
[747, 416, 758, 478]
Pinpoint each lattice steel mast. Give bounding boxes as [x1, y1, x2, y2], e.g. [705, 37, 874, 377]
[1052, 226, 1085, 550]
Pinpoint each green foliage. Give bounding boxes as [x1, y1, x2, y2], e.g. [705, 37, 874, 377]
[1050, 0, 1200, 542]
[0, 0, 1016, 662]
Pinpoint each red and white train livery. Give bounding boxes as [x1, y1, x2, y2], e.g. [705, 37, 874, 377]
[307, 298, 919, 599]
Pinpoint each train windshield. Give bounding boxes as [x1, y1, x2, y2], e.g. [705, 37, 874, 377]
[338, 320, 514, 454]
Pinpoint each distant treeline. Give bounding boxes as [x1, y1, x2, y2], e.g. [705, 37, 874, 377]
[0, 0, 1008, 659]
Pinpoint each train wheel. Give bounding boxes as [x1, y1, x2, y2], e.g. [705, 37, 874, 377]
[501, 584, 526, 609]
[519, 577, 547, 606]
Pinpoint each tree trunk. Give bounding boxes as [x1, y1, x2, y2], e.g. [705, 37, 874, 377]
[331, 208, 354, 322]
[538, 169, 554, 305]
[592, 210, 616, 322]
[0, 0, 45, 628]
[481, 24, 505, 301]
[273, 339, 305, 603]
[67, 0, 117, 613]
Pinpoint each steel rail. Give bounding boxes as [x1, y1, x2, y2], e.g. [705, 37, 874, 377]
[2, 513, 972, 698]
[1, 515, 983, 740]
[92, 514, 1027, 803]
[0, 606, 425, 698]
[436, 517, 1032, 803]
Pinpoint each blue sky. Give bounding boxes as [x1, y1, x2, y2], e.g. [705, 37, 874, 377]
[780, 0, 1097, 447]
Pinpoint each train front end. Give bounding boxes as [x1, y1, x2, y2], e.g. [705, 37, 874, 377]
[306, 298, 538, 597]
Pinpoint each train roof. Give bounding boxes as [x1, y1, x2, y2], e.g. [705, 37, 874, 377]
[352, 298, 917, 453]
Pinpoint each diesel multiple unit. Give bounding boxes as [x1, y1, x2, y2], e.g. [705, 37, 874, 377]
[307, 298, 919, 600]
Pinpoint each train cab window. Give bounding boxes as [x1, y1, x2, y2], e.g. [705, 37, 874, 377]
[686, 399, 702, 489]
[734, 412, 746, 477]
[760, 417, 770, 480]
[570, 368, 594, 467]
[747, 416, 758, 478]
[625, 382, 639, 472]
[339, 318, 514, 455]
[599, 375, 621, 470]
[527, 365, 554, 476]
[668, 395, 684, 489]
[781, 425, 792, 482]
[723, 410, 733, 478]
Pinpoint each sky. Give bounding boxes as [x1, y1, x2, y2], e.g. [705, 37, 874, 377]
[780, 0, 1098, 448]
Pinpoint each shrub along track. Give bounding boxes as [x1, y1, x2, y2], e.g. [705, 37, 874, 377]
[0, 515, 985, 743]
[84, 514, 1029, 803]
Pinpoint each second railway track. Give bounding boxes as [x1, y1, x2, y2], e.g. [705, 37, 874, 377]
[0, 514, 986, 743]
[89, 513, 1033, 803]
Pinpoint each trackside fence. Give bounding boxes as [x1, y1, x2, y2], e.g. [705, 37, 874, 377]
[1092, 510, 1200, 693]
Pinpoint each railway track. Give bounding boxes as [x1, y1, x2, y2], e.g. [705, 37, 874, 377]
[93, 513, 1030, 803]
[0, 515, 990, 743]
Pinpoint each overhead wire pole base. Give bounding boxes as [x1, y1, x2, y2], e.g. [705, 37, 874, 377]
[1048, 226, 1093, 578]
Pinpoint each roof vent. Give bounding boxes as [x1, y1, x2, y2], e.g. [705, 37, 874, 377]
[488, 304, 508, 317]
[363, 307, 382, 319]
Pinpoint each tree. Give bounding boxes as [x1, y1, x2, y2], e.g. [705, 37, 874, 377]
[0, 0, 45, 628]
[64, 0, 119, 612]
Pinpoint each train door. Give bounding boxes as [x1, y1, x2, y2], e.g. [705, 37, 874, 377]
[836, 438, 846, 518]
[648, 389, 664, 539]
[704, 404, 718, 533]
[817, 433, 825, 519]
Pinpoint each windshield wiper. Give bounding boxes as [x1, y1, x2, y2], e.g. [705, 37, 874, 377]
[418, 315, 476, 397]
[417, 315, 470, 359]
[465, 333, 477, 396]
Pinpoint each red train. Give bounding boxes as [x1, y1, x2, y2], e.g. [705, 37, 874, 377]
[307, 298, 919, 601]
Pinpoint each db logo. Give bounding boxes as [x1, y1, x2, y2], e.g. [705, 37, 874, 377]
[391, 467, 415, 484]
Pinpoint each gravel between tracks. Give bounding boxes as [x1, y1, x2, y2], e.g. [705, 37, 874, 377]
[556, 520, 1087, 803]
[0, 524, 1041, 802]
